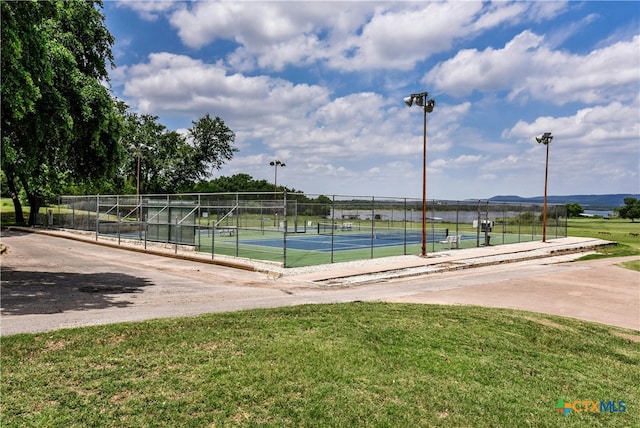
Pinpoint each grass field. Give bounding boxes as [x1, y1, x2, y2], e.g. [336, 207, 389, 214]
[2, 304, 639, 427]
[568, 217, 640, 265]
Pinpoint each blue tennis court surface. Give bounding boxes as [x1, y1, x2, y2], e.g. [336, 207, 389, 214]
[241, 232, 452, 253]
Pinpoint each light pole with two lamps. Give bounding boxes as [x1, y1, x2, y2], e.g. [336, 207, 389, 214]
[270, 160, 285, 227]
[404, 92, 435, 257]
[535, 132, 553, 243]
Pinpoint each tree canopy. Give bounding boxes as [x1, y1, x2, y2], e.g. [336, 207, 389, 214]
[1, 1, 239, 223]
[1, 0, 121, 224]
[115, 112, 237, 195]
[566, 203, 584, 218]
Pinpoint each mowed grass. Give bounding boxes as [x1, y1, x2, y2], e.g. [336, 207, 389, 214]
[568, 218, 640, 266]
[2, 303, 639, 427]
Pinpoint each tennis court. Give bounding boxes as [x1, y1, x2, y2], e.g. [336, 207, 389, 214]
[54, 192, 568, 267]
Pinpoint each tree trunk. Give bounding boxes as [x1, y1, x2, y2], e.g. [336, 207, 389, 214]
[26, 191, 42, 226]
[6, 176, 25, 224]
[17, 175, 41, 226]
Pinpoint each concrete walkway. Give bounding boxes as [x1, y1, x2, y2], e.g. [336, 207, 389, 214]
[280, 236, 614, 283]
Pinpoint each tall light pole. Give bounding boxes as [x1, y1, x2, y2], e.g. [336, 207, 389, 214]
[404, 92, 435, 256]
[270, 160, 285, 227]
[535, 132, 553, 243]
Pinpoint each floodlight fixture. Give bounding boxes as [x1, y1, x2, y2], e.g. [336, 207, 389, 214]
[425, 99, 435, 113]
[535, 132, 553, 145]
[404, 91, 436, 256]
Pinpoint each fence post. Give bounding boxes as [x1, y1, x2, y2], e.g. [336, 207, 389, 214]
[235, 193, 239, 258]
[501, 203, 506, 245]
[370, 196, 375, 259]
[455, 201, 460, 249]
[117, 195, 122, 245]
[331, 195, 335, 264]
[144, 195, 148, 250]
[211, 220, 215, 260]
[283, 191, 287, 267]
[431, 199, 436, 252]
[476, 200, 481, 247]
[484, 200, 490, 246]
[403, 198, 408, 255]
[174, 216, 179, 254]
[197, 194, 201, 251]
[95, 195, 100, 241]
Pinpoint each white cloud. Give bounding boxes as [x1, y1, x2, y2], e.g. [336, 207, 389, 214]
[122, 52, 330, 124]
[427, 31, 640, 105]
[117, 1, 180, 21]
[163, 1, 563, 73]
[504, 99, 640, 144]
[430, 154, 486, 170]
[168, 1, 336, 72]
[471, 1, 529, 31]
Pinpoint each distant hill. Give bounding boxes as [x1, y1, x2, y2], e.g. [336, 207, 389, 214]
[489, 194, 639, 210]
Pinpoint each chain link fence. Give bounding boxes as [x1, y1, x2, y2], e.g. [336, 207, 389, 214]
[51, 193, 567, 267]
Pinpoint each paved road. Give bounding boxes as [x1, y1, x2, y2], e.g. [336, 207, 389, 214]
[1, 229, 638, 335]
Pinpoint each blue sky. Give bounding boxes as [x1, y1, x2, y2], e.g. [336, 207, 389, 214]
[104, 1, 639, 200]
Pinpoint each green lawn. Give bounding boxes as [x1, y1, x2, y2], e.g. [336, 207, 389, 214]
[568, 218, 640, 263]
[2, 304, 639, 427]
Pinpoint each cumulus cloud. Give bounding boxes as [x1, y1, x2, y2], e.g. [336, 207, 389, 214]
[122, 52, 330, 124]
[159, 1, 558, 72]
[503, 98, 640, 144]
[117, 1, 180, 21]
[427, 31, 640, 104]
[431, 154, 486, 170]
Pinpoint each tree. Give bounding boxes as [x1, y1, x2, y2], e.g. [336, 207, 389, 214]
[566, 203, 584, 218]
[114, 112, 237, 195]
[617, 197, 640, 222]
[1, 0, 121, 225]
[183, 113, 237, 184]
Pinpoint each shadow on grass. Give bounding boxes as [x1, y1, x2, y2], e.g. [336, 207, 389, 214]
[0, 267, 153, 315]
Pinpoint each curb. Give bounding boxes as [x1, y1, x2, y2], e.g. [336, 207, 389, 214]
[314, 245, 611, 286]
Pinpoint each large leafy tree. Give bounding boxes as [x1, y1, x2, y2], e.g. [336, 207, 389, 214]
[118, 112, 237, 195]
[1, 0, 121, 225]
[181, 113, 238, 189]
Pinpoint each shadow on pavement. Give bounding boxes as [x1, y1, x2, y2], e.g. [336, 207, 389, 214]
[1, 267, 153, 315]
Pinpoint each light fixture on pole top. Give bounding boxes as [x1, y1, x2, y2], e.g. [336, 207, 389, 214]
[404, 92, 435, 257]
[270, 160, 285, 227]
[535, 132, 553, 243]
